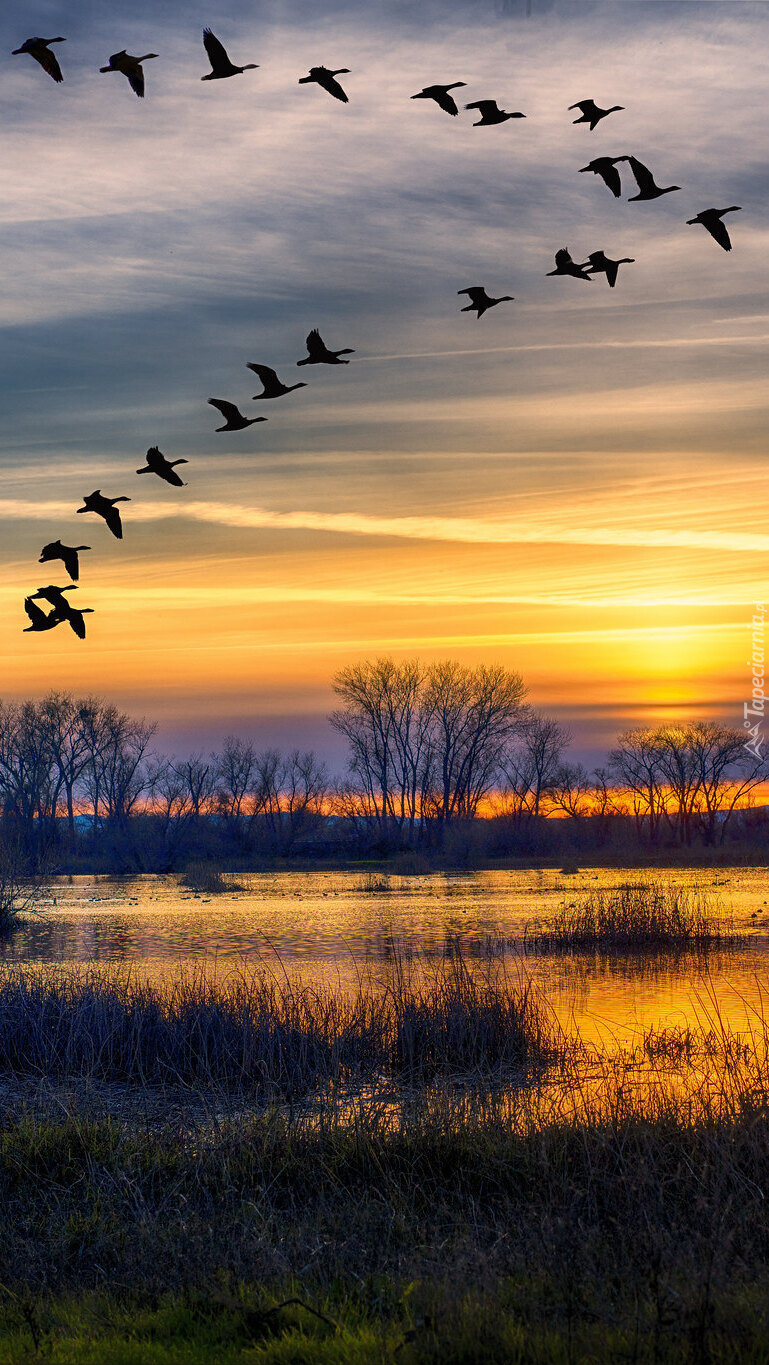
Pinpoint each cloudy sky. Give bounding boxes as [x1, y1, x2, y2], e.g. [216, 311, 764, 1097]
[1, 0, 766, 769]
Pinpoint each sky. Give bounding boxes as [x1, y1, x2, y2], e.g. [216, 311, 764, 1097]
[1, 0, 767, 772]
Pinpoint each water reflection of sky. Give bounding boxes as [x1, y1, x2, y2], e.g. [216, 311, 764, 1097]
[6, 867, 769, 1046]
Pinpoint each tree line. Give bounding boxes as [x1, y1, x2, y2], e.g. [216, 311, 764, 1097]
[0, 662, 765, 870]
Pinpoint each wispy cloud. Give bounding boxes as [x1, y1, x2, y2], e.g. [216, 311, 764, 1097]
[3, 496, 768, 553]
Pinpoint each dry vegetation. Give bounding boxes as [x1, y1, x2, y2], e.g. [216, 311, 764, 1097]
[525, 880, 737, 953]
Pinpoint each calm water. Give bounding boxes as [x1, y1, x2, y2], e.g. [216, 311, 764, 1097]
[7, 867, 769, 1045]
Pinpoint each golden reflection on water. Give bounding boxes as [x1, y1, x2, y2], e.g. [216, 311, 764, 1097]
[5, 866, 769, 1049]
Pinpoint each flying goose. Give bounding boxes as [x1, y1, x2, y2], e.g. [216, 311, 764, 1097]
[136, 446, 188, 485]
[55, 604, 94, 640]
[38, 541, 90, 582]
[465, 99, 525, 125]
[99, 50, 158, 98]
[621, 155, 680, 201]
[569, 99, 623, 131]
[23, 597, 60, 633]
[411, 83, 466, 116]
[208, 398, 267, 431]
[247, 364, 307, 399]
[201, 29, 258, 80]
[297, 329, 354, 366]
[547, 248, 592, 281]
[298, 66, 349, 102]
[30, 585, 79, 612]
[12, 37, 66, 83]
[76, 490, 130, 539]
[579, 156, 626, 198]
[583, 250, 635, 287]
[686, 206, 741, 252]
[458, 287, 514, 318]
[29, 589, 94, 640]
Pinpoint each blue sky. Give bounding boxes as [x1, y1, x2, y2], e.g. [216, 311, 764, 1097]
[1, 0, 767, 771]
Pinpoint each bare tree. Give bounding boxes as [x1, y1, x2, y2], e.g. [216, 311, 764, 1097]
[550, 761, 593, 819]
[500, 712, 571, 818]
[83, 705, 156, 830]
[215, 736, 257, 825]
[40, 693, 99, 851]
[424, 662, 526, 823]
[608, 728, 668, 841]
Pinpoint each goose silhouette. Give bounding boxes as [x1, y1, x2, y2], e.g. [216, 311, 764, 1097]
[56, 604, 94, 640]
[24, 589, 93, 638]
[547, 248, 592, 281]
[23, 597, 59, 633]
[458, 287, 514, 318]
[297, 330, 354, 366]
[12, 37, 66, 83]
[30, 585, 79, 612]
[686, 206, 741, 252]
[579, 157, 626, 198]
[208, 399, 267, 431]
[38, 541, 90, 582]
[569, 99, 623, 131]
[201, 29, 258, 81]
[76, 490, 130, 539]
[411, 83, 466, 116]
[621, 155, 680, 200]
[299, 66, 349, 102]
[99, 50, 158, 98]
[137, 447, 188, 485]
[465, 99, 525, 126]
[247, 364, 307, 399]
[29, 586, 96, 638]
[584, 250, 635, 287]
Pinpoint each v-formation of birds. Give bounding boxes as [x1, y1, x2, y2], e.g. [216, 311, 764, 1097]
[13, 28, 743, 639]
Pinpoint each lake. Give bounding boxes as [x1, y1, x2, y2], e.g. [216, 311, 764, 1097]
[6, 866, 769, 1046]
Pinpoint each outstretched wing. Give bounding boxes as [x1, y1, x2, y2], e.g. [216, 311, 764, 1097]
[65, 609, 87, 640]
[24, 597, 50, 627]
[554, 248, 572, 268]
[208, 398, 242, 422]
[599, 162, 622, 197]
[622, 155, 651, 194]
[247, 363, 280, 387]
[466, 100, 494, 115]
[127, 61, 145, 97]
[705, 217, 732, 251]
[305, 329, 326, 359]
[203, 28, 229, 70]
[319, 71, 348, 102]
[435, 89, 459, 115]
[103, 505, 124, 539]
[458, 287, 485, 304]
[35, 46, 64, 82]
[569, 100, 591, 114]
[59, 548, 76, 579]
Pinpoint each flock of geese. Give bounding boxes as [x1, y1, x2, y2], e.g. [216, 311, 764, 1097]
[13, 27, 742, 640]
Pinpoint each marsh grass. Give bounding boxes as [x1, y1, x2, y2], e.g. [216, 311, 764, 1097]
[4, 1002, 769, 1358]
[359, 871, 392, 893]
[0, 954, 553, 1094]
[526, 880, 736, 953]
[181, 861, 243, 894]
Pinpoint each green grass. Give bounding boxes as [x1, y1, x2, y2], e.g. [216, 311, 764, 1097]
[3, 1279, 769, 1362]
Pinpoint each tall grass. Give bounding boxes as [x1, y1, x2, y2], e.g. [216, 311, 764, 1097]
[0, 956, 553, 1094]
[526, 880, 736, 953]
[181, 861, 243, 894]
